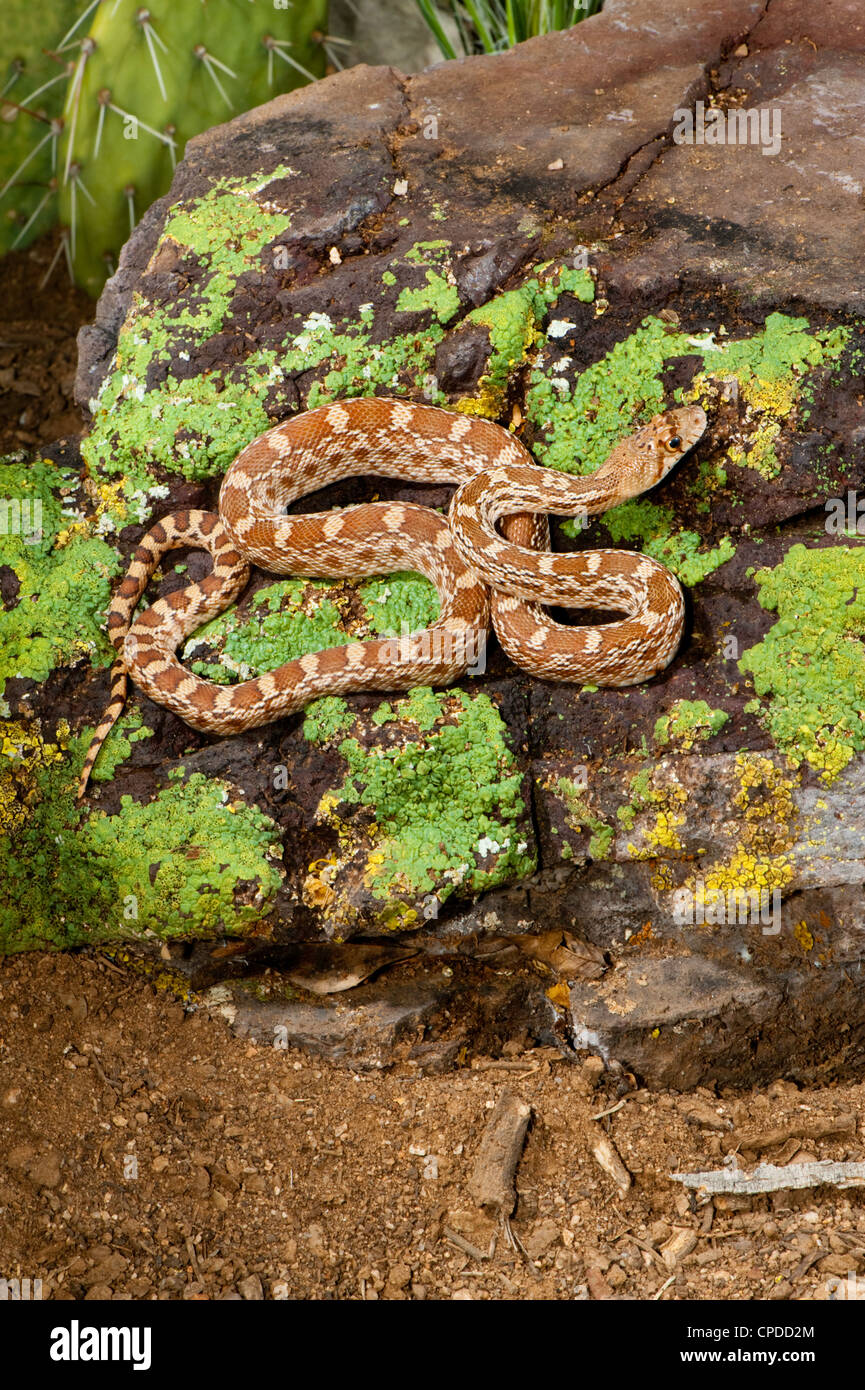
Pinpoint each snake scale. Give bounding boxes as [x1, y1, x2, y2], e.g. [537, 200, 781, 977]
[77, 396, 706, 797]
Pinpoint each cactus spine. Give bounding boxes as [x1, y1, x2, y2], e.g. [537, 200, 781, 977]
[0, 0, 327, 295]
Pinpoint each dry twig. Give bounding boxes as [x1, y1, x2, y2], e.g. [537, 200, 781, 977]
[468, 1091, 532, 1215]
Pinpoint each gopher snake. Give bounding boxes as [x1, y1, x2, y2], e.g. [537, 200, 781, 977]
[77, 397, 706, 797]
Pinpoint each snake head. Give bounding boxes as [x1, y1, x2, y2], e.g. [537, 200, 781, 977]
[598, 405, 707, 497]
[639, 405, 707, 489]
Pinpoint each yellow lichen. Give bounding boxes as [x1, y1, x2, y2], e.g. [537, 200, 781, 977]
[625, 770, 688, 860]
[794, 920, 814, 951]
[694, 845, 793, 906]
[683, 754, 799, 923]
[302, 855, 339, 911]
[651, 863, 674, 892]
[1, 721, 68, 834]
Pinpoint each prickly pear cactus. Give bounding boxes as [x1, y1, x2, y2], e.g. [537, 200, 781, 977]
[0, 0, 327, 295]
[0, 2, 81, 256]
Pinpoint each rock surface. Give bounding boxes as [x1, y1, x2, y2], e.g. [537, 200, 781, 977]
[4, 0, 865, 1086]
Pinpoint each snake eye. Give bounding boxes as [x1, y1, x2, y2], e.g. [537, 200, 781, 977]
[667, 435, 682, 450]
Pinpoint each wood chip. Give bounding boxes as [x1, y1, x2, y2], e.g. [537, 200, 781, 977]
[591, 1099, 627, 1121]
[590, 1126, 632, 1196]
[468, 1091, 532, 1215]
[773, 1138, 803, 1166]
[660, 1227, 699, 1269]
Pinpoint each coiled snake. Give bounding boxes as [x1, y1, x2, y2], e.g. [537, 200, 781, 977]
[77, 397, 706, 797]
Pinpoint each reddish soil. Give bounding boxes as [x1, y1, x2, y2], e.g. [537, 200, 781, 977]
[1, 950, 864, 1302]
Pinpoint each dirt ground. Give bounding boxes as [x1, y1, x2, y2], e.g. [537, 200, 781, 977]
[2, 236, 865, 1303]
[2, 949, 865, 1302]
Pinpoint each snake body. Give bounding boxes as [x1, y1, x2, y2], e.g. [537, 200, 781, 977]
[77, 397, 706, 796]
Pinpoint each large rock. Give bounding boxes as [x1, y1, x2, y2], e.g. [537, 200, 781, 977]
[4, 0, 865, 1087]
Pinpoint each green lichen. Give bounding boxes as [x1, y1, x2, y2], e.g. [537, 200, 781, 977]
[302, 696, 353, 745]
[638, 530, 735, 588]
[530, 314, 739, 585]
[654, 700, 730, 750]
[370, 702, 395, 727]
[690, 458, 728, 513]
[692, 313, 850, 479]
[323, 687, 536, 905]
[186, 571, 439, 683]
[395, 270, 460, 322]
[81, 168, 298, 493]
[0, 458, 119, 694]
[68, 709, 154, 783]
[391, 240, 460, 324]
[84, 183, 454, 494]
[187, 661, 234, 686]
[615, 766, 654, 832]
[395, 243, 461, 325]
[157, 172, 296, 345]
[526, 315, 694, 476]
[78, 770, 283, 939]
[0, 728, 283, 950]
[539, 313, 845, 575]
[591, 496, 736, 586]
[553, 776, 613, 859]
[701, 313, 848, 385]
[357, 571, 439, 637]
[535, 312, 853, 579]
[188, 578, 345, 680]
[459, 263, 594, 417]
[739, 542, 865, 781]
[302, 315, 445, 410]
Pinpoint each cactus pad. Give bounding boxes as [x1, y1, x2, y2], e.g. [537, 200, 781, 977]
[0, 0, 327, 293]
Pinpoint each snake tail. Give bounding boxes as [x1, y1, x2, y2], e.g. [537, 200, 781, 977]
[76, 510, 236, 799]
